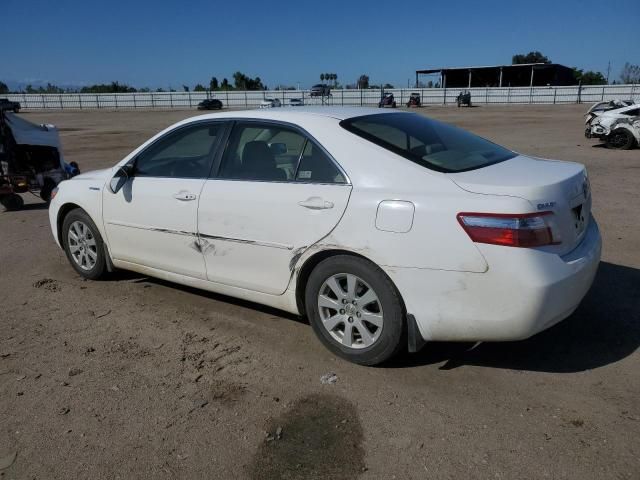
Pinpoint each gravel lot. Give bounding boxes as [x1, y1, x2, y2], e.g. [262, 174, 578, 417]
[1, 105, 638, 479]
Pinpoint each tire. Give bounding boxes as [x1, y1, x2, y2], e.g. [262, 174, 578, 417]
[606, 129, 636, 150]
[305, 255, 405, 365]
[392, 102, 396, 108]
[0, 193, 24, 211]
[62, 208, 107, 280]
[40, 177, 56, 203]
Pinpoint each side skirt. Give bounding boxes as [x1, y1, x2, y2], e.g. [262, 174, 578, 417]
[111, 259, 300, 315]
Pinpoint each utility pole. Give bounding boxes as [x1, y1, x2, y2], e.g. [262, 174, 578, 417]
[606, 61, 611, 84]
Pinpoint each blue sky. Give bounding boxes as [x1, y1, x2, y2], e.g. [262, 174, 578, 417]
[3, 0, 639, 89]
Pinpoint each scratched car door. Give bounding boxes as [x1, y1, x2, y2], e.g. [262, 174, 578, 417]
[197, 121, 351, 295]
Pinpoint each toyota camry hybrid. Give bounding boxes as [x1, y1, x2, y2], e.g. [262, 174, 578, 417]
[48, 108, 601, 365]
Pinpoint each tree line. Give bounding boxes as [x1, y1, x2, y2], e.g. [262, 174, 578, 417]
[1, 59, 639, 95]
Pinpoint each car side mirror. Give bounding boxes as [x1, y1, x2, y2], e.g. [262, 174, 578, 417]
[109, 163, 135, 194]
[269, 143, 287, 155]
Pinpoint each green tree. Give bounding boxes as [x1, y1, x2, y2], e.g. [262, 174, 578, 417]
[193, 84, 206, 92]
[383, 83, 394, 89]
[210, 77, 219, 91]
[620, 63, 640, 84]
[221, 78, 230, 90]
[232, 72, 264, 90]
[182, 85, 189, 92]
[0, 81, 9, 94]
[320, 73, 325, 83]
[512, 51, 551, 64]
[80, 82, 136, 93]
[572, 68, 606, 85]
[357, 74, 369, 89]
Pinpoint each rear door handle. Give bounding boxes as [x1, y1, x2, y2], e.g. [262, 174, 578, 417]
[298, 196, 334, 210]
[173, 191, 197, 201]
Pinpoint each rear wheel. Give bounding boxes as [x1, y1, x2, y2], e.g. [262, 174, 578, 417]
[606, 129, 635, 150]
[0, 193, 24, 211]
[40, 178, 56, 203]
[305, 255, 405, 365]
[62, 208, 107, 280]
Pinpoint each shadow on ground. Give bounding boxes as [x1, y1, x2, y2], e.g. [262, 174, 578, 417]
[390, 261, 640, 373]
[112, 261, 639, 374]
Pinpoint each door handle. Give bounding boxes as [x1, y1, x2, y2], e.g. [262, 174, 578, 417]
[298, 196, 334, 210]
[173, 191, 197, 201]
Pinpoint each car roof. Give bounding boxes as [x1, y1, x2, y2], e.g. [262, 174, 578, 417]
[188, 107, 400, 122]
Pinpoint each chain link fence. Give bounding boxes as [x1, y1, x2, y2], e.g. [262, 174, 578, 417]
[4, 84, 638, 110]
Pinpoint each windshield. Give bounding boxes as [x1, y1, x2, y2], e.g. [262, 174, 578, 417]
[340, 113, 516, 173]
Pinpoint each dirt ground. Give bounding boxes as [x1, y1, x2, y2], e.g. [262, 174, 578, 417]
[1, 105, 638, 480]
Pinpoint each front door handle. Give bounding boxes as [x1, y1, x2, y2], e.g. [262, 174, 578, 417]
[173, 191, 197, 201]
[298, 196, 334, 210]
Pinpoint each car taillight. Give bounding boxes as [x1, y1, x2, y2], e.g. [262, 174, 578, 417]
[50, 187, 58, 201]
[457, 212, 558, 248]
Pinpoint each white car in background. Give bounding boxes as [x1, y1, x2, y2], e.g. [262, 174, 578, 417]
[48, 108, 601, 365]
[587, 103, 640, 149]
[259, 98, 281, 108]
[289, 98, 304, 107]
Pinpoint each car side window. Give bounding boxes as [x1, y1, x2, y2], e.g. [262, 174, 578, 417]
[135, 123, 223, 178]
[219, 123, 306, 181]
[295, 141, 346, 184]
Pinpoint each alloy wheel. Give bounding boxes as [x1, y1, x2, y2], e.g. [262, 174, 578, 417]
[317, 273, 384, 349]
[68, 220, 98, 271]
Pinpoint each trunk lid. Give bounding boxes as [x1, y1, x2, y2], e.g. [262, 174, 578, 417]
[449, 155, 591, 255]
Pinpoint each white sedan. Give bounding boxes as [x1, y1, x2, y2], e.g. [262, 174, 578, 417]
[48, 108, 601, 365]
[259, 98, 281, 108]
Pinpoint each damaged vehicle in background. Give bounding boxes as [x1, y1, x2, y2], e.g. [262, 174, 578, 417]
[48, 108, 601, 366]
[586, 103, 640, 149]
[1, 111, 79, 211]
[584, 99, 635, 132]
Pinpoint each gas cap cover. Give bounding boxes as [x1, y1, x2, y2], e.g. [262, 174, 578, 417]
[375, 200, 415, 233]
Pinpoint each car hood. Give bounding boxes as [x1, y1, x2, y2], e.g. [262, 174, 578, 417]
[72, 168, 112, 181]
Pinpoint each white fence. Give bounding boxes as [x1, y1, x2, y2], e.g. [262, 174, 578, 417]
[4, 84, 639, 110]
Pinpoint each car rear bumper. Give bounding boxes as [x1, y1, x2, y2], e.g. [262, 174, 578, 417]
[385, 218, 601, 342]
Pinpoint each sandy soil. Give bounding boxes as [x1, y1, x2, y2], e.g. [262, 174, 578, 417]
[0, 105, 638, 479]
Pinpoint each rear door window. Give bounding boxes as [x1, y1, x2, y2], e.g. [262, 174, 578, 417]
[217, 122, 347, 184]
[295, 141, 346, 184]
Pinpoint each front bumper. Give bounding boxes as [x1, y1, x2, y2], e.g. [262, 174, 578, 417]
[385, 218, 602, 342]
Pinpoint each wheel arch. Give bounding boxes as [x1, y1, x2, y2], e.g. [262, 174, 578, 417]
[294, 248, 407, 319]
[56, 202, 83, 247]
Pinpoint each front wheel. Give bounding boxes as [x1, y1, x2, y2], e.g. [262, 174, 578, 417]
[606, 129, 636, 150]
[0, 193, 24, 211]
[62, 208, 107, 280]
[305, 255, 405, 365]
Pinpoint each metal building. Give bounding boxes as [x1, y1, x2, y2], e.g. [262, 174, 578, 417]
[416, 63, 576, 88]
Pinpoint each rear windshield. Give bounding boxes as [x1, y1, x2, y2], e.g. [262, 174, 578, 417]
[340, 113, 516, 173]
